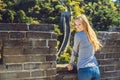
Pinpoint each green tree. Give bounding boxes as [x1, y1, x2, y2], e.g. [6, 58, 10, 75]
[15, 10, 33, 23]
[0, 0, 38, 23]
[0, 0, 6, 10]
[82, 0, 119, 30]
[2, 9, 16, 23]
[114, 0, 120, 27]
[0, 0, 6, 21]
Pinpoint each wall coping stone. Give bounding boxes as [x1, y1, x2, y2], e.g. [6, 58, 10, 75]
[0, 23, 54, 31]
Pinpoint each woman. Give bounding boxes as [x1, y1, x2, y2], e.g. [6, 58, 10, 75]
[67, 14, 102, 80]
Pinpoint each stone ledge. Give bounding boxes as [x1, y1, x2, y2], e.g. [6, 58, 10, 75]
[0, 23, 54, 31]
[57, 64, 77, 73]
[56, 64, 78, 80]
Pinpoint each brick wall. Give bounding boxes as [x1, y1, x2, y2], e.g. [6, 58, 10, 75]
[0, 23, 57, 80]
[115, 27, 120, 32]
[0, 23, 120, 80]
[57, 32, 120, 80]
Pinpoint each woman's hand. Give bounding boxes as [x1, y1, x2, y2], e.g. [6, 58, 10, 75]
[67, 64, 73, 71]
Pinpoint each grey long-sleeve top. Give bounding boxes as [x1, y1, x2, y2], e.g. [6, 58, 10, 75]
[70, 31, 98, 70]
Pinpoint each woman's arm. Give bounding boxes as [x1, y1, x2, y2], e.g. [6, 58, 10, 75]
[67, 33, 80, 71]
[70, 33, 80, 64]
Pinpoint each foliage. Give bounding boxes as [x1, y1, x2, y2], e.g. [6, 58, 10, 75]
[2, 9, 16, 23]
[114, 0, 120, 27]
[0, 0, 6, 11]
[82, 0, 120, 31]
[62, 0, 84, 18]
[57, 45, 73, 64]
[0, 0, 61, 24]
[54, 24, 62, 35]
[54, 24, 62, 52]
[57, 52, 70, 64]
[66, 46, 72, 54]
[0, 0, 6, 20]
[0, 0, 119, 28]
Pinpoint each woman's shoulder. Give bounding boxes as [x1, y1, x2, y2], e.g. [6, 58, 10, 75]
[75, 31, 85, 37]
[75, 31, 88, 41]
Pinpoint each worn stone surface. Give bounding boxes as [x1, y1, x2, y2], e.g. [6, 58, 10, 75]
[0, 23, 57, 80]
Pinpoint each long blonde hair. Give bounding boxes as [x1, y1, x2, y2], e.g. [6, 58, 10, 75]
[75, 14, 102, 51]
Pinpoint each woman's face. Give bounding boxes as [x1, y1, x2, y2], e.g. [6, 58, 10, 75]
[74, 19, 84, 32]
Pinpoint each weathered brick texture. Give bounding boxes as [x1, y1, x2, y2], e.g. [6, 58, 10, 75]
[0, 23, 119, 80]
[57, 32, 120, 80]
[0, 23, 57, 80]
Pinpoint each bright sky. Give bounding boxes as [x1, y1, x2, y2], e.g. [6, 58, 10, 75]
[111, 0, 117, 1]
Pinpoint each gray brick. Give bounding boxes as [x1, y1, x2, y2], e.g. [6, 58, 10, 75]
[0, 71, 30, 79]
[6, 64, 22, 71]
[0, 32, 9, 39]
[9, 32, 26, 39]
[4, 55, 27, 63]
[45, 69, 56, 76]
[49, 48, 57, 54]
[24, 63, 41, 70]
[51, 33, 57, 39]
[25, 55, 46, 62]
[48, 40, 57, 48]
[26, 32, 51, 39]
[0, 23, 28, 31]
[46, 55, 56, 61]
[29, 24, 54, 31]
[23, 47, 49, 54]
[31, 70, 45, 77]
[4, 47, 22, 55]
[4, 40, 25, 48]
[0, 65, 6, 71]
[34, 39, 46, 47]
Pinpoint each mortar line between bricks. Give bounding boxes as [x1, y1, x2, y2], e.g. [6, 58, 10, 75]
[32, 68, 56, 71]
[4, 54, 56, 56]
[0, 68, 56, 73]
[98, 52, 120, 54]
[0, 31, 53, 33]
[104, 70, 116, 73]
[99, 64, 118, 66]
[101, 76, 120, 79]
[51, 33, 52, 39]
[46, 39, 49, 48]
[13, 75, 57, 79]
[5, 61, 56, 65]
[0, 70, 31, 73]
[29, 56, 32, 78]
[22, 63, 24, 71]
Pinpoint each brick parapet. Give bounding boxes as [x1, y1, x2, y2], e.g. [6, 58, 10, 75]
[0, 23, 57, 80]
